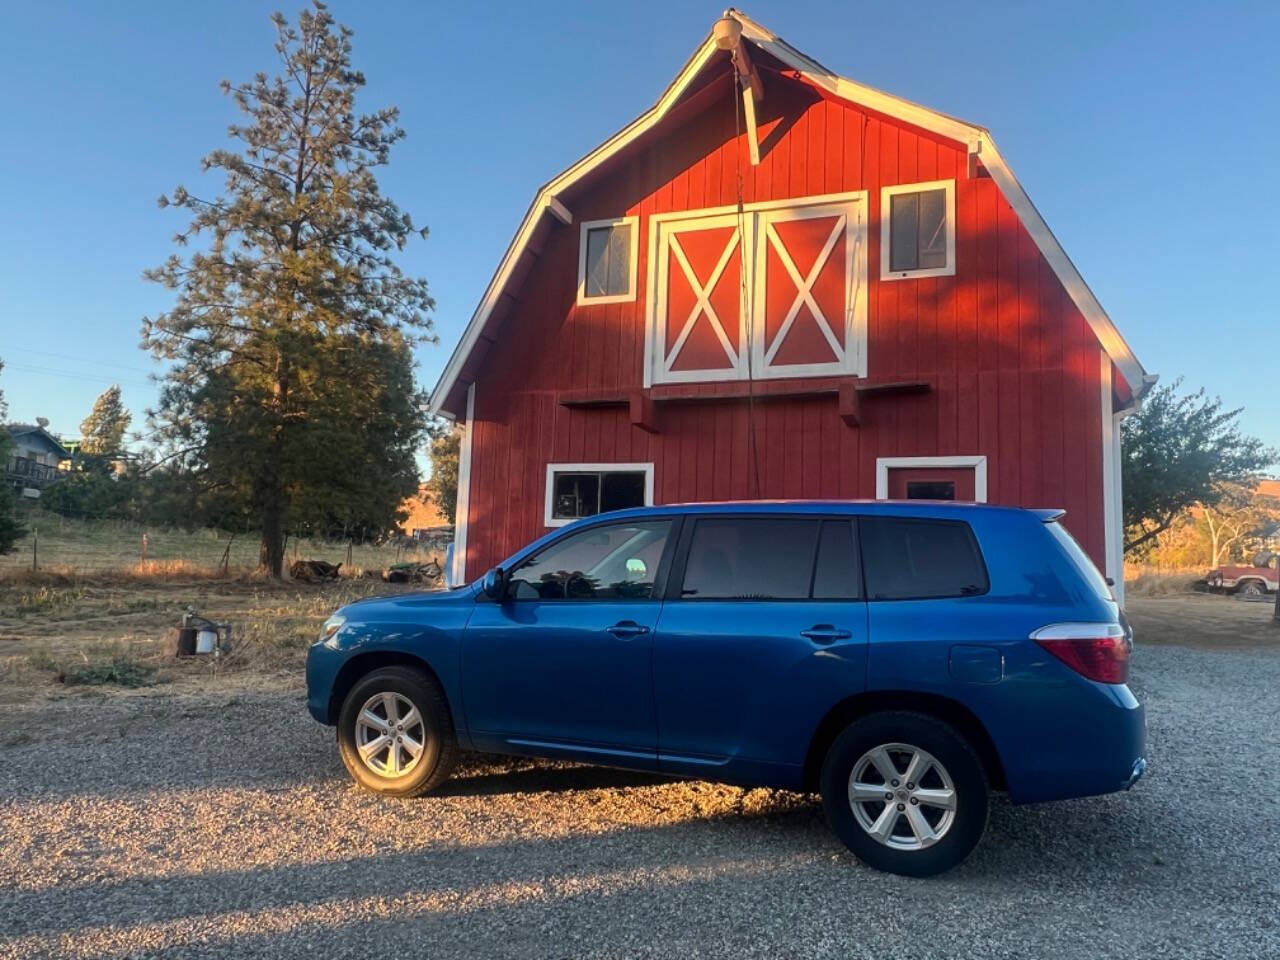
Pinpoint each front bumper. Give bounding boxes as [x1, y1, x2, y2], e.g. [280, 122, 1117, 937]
[305, 641, 344, 725]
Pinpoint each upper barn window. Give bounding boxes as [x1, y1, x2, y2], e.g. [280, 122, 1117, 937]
[881, 180, 956, 280]
[577, 216, 639, 304]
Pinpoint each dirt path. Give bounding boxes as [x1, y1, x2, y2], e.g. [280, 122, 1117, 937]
[1126, 593, 1280, 648]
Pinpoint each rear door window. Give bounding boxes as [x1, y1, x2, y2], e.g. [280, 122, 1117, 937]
[679, 518, 819, 599]
[859, 517, 988, 600]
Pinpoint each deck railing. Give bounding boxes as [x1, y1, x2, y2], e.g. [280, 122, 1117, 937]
[5, 456, 59, 487]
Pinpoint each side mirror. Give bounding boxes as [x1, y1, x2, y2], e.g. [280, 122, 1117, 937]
[481, 566, 506, 600]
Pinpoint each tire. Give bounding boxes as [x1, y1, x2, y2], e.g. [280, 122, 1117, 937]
[1237, 580, 1266, 600]
[820, 711, 989, 877]
[336, 666, 458, 798]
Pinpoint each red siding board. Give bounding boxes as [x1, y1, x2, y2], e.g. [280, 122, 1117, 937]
[462, 73, 1115, 576]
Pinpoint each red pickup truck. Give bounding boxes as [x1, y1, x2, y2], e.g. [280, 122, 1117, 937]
[1206, 552, 1279, 598]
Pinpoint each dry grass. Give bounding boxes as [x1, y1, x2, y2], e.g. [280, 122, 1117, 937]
[1125, 567, 1204, 598]
[0, 572, 428, 699]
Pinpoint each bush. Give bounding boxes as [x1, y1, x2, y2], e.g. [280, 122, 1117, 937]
[59, 655, 158, 688]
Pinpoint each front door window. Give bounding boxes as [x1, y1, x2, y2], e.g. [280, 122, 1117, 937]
[507, 520, 672, 601]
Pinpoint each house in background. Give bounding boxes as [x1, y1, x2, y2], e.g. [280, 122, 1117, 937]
[5, 421, 71, 499]
[429, 11, 1154, 598]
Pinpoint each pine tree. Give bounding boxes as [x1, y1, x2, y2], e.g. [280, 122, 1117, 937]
[0, 358, 28, 555]
[143, 3, 433, 576]
[79, 385, 132, 457]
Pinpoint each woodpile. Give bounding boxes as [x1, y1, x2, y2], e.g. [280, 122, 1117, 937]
[289, 559, 343, 583]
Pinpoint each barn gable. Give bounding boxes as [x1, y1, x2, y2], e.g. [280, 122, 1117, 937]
[429, 9, 1151, 420]
[435, 10, 1152, 596]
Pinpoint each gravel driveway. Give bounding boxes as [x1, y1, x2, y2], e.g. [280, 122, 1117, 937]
[2, 642, 1277, 959]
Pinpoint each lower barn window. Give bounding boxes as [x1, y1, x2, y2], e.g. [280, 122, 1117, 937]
[545, 463, 654, 526]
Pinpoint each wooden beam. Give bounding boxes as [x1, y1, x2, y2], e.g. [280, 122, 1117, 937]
[545, 195, 573, 225]
[733, 39, 764, 102]
[733, 41, 763, 166]
[629, 390, 659, 433]
[838, 381, 860, 427]
[558, 389, 628, 408]
[742, 85, 760, 166]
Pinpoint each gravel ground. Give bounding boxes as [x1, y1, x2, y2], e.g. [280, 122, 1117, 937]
[1, 643, 1277, 959]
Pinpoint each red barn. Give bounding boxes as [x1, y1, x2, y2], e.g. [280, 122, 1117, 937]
[429, 11, 1153, 600]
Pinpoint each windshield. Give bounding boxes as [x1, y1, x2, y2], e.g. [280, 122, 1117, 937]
[1046, 521, 1113, 601]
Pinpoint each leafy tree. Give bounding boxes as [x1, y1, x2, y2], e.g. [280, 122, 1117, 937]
[423, 423, 460, 524]
[1123, 379, 1276, 555]
[40, 470, 134, 521]
[1201, 483, 1280, 567]
[79, 385, 132, 457]
[0, 358, 28, 554]
[142, 2, 433, 575]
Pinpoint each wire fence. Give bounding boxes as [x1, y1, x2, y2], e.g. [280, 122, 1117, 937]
[1, 508, 450, 576]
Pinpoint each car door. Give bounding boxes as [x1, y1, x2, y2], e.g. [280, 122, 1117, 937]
[652, 515, 868, 783]
[462, 517, 676, 761]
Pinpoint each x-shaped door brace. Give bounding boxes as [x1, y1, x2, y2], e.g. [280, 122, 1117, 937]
[761, 215, 847, 366]
[664, 230, 742, 372]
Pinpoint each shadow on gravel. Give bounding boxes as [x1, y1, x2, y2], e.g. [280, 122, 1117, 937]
[0, 805, 828, 941]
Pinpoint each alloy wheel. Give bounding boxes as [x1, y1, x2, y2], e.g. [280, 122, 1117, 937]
[354, 691, 425, 779]
[848, 743, 957, 850]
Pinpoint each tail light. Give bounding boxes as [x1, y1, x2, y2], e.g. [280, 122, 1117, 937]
[1031, 622, 1130, 684]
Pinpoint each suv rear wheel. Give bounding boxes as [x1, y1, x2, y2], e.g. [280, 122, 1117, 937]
[336, 666, 457, 797]
[820, 711, 989, 877]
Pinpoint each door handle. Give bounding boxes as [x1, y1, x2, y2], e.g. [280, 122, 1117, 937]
[606, 620, 650, 639]
[801, 624, 852, 644]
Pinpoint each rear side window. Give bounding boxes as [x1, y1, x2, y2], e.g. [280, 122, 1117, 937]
[860, 517, 988, 600]
[1045, 521, 1113, 601]
[680, 518, 819, 599]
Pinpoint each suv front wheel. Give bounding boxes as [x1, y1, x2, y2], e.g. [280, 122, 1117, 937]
[336, 666, 458, 797]
[820, 711, 989, 877]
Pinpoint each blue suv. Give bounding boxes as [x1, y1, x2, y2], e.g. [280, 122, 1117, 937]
[306, 501, 1145, 876]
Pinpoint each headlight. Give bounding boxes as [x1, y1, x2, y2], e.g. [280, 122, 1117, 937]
[320, 615, 346, 649]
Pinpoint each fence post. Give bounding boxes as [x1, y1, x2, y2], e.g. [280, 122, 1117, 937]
[140, 532, 148, 566]
[32, 527, 38, 570]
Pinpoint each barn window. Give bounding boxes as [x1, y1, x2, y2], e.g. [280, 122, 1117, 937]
[881, 180, 955, 280]
[577, 216, 639, 304]
[544, 462, 654, 527]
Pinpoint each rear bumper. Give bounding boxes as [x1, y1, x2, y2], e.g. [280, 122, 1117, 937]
[1126, 756, 1147, 790]
[1002, 683, 1147, 805]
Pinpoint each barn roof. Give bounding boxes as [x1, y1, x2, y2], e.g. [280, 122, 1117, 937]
[428, 9, 1152, 419]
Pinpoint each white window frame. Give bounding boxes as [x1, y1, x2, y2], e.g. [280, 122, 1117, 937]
[577, 215, 640, 305]
[875, 455, 988, 502]
[544, 462, 655, 527]
[880, 179, 956, 281]
[644, 191, 868, 387]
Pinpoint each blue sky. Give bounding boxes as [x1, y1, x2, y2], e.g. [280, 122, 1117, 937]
[1, 1, 1276, 453]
